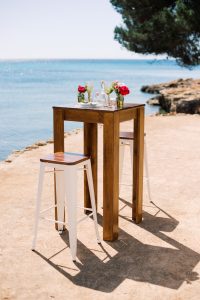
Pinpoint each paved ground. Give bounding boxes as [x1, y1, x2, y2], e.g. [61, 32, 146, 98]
[0, 115, 200, 300]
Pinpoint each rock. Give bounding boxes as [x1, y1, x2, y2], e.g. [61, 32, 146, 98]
[5, 153, 19, 162]
[176, 99, 200, 114]
[147, 96, 160, 105]
[25, 144, 39, 150]
[46, 138, 54, 144]
[169, 112, 177, 116]
[32, 144, 39, 149]
[141, 78, 200, 114]
[12, 150, 23, 155]
[5, 157, 12, 163]
[35, 141, 47, 146]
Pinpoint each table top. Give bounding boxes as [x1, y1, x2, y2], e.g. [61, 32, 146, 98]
[53, 102, 145, 113]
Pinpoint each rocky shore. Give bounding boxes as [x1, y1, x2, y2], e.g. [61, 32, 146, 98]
[2, 128, 82, 164]
[142, 78, 200, 114]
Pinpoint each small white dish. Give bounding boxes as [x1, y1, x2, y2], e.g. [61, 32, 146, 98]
[79, 102, 90, 107]
[78, 102, 102, 109]
[90, 102, 99, 107]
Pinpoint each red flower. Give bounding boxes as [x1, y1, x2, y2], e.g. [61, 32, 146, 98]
[78, 85, 86, 93]
[119, 85, 130, 96]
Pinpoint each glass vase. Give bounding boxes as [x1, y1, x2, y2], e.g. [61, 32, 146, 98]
[107, 94, 113, 107]
[78, 92, 85, 103]
[116, 94, 124, 108]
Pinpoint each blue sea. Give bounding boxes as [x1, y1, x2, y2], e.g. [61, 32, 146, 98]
[0, 59, 200, 161]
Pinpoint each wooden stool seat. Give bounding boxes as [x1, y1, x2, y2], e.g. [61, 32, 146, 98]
[120, 132, 146, 140]
[40, 152, 89, 166]
[120, 131, 134, 140]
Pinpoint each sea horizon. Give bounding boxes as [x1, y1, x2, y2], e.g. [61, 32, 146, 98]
[0, 57, 172, 61]
[0, 58, 200, 161]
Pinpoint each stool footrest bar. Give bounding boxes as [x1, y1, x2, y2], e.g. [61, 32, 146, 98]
[77, 206, 93, 212]
[45, 170, 64, 173]
[40, 216, 68, 226]
[77, 213, 93, 224]
[40, 205, 57, 214]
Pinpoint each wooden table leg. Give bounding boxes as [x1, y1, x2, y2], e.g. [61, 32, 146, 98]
[84, 123, 98, 209]
[53, 108, 64, 230]
[103, 113, 119, 241]
[132, 106, 144, 223]
[53, 109, 64, 153]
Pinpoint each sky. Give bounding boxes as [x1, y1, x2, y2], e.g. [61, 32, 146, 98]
[0, 0, 160, 60]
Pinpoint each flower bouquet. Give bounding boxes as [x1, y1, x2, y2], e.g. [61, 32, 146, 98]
[77, 85, 87, 103]
[112, 81, 130, 108]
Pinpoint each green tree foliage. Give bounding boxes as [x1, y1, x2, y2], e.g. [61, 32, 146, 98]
[110, 0, 200, 67]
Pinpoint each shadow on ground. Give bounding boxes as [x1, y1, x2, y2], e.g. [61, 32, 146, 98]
[34, 201, 200, 293]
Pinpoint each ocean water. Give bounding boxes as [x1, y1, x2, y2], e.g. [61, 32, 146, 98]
[0, 59, 200, 161]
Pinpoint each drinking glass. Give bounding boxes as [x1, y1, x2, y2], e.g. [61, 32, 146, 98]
[104, 82, 113, 107]
[86, 82, 93, 103]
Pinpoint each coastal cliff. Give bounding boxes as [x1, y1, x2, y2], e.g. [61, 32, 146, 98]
[141, 78, 200, 114]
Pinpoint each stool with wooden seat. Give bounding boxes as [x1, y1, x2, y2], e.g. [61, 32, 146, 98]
[119, 132, 151, 201]
[32, 152, 101, 261]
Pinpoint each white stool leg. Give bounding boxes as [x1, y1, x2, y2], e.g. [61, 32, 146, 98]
[119, 141, 125, 186]
[64, 166, 77, 261]
[32, 162, 45, 250]
[55, 169, 65, 232]
[85, 160, 101, 243]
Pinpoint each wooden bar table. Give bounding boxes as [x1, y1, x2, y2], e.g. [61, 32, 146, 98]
[53, 103, 145, 241]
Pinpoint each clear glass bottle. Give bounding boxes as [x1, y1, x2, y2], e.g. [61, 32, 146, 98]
[94, 92, 100, 102]
[100, 81, 107, 106]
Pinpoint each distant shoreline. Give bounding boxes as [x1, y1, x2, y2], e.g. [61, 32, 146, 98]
[0, 58, 173, 62]
[1, 128, 82, 165]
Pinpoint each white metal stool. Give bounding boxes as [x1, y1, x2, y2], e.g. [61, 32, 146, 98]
[32, 152, 101, 261]
[119, 132, 151, 201]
